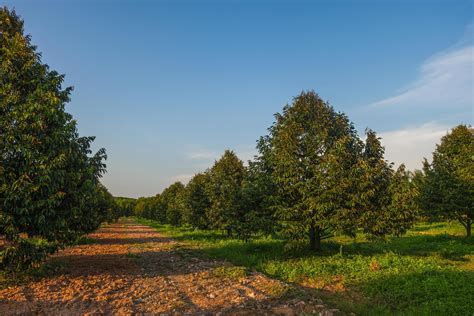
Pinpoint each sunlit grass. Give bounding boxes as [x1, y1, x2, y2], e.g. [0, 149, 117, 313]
[138, 218, 474, 315]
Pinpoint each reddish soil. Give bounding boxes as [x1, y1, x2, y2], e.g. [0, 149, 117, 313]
[0, 219, 336, 315]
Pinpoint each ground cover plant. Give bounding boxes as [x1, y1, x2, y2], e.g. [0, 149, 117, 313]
[139, 218, 474, 315]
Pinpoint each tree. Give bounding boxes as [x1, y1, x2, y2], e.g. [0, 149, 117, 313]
[183, 172, 211, 229]
[261, 91, 364, 250]
[115, 197, 136, 217]
[358, 129, 393, 237]
[206, 150, 247, 238]
[241, 136, 278, 236]
[358, 130, 419, 238]
[0, 8, 110, 269]
[161, 182, 186, 226]
[419, 125, 473, 237]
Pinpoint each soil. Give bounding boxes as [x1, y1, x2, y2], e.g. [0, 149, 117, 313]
[0, 219, 337, 315]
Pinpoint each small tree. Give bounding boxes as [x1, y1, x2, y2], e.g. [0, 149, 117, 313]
[161, 182, 186, 226]
[419, 125, 473, 237]
[206, 150, 246, 238]
[183, 172, 211, 229]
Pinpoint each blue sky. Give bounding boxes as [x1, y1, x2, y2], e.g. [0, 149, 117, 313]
[4, 0, 473, 197]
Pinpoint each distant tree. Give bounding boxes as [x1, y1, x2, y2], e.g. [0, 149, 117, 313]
[161, 182, 186, 226]
[419, 125, 473, 237]
[150, 195, 167, 223]
[206, 150, 247, 238]
[262, 91, 364, 251]
[183, 172, 211, 229]
[134, 198, 148, 218]
[115, 197, 136, 217]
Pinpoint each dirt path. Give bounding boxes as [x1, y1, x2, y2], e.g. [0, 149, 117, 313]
[0, 219, 336, 315]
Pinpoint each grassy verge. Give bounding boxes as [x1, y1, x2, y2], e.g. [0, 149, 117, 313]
[137, 218, 474, 315]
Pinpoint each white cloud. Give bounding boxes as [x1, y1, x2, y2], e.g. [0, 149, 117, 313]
[379, 122, 450, 170]
[370, 45, 473, 109]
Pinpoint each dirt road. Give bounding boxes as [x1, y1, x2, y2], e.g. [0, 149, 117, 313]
[0, 219, 334, 315]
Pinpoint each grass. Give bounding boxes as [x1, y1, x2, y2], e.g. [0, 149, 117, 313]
[211, 266, 247, 280]
[137, 218, 474, 315]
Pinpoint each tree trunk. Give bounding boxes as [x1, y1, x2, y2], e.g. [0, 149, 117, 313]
[466, 220, 471, 238]
[309, 225, 321, 251]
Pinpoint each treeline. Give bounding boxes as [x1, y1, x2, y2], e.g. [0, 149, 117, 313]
[0, 8, 120, 270]
[127, 91, 472, 249]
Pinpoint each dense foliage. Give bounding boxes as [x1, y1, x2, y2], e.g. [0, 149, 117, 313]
[0, 8, 118, 270]
[134, 91, 424, 250]
[417, 125, 473, 237]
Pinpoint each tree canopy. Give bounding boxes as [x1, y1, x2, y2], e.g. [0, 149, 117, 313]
[419, 125, 473, 237]
[0, 7, 116, 270]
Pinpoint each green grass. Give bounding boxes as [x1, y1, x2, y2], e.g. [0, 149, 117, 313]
[137, 218, 474, 315]
[211, 266, 248, 280]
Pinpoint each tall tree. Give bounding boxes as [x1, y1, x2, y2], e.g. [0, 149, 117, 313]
[262, 91, 364, 250]
[206, 150, 246, 238]
[419, 125, 473, 237]
[0, 8, 109, 269]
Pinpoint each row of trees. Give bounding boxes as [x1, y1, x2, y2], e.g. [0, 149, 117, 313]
[132, 92, 434, 250]
[132, 93, 472, 247]
[0, 8, 119, 270]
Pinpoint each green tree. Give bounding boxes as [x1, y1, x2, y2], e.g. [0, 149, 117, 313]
[206, 150, 247, 238]
[241, 136, 278, 236]
[420, 125, 473, 237]
[358, 129, 393, 237]
[384, 164, 419, 236]
[260, 91, 364, 251]
[358, 130, 419, 238]
[183, 172, 211, 229]
[115, 197, 136, 217]
[162, 182, 186, 226]
[0, 8, 109, 269]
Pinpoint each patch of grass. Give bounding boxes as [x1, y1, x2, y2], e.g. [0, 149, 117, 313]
[211, 266, 247, 280]
[137, 218, 474, 315]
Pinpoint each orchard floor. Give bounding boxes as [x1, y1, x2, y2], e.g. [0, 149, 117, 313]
[0, 219, 334, 315]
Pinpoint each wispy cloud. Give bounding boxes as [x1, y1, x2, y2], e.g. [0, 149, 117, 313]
[187, 149, 219, 160]
[370, 45, 473, 109]
[379, 122, 449, 170]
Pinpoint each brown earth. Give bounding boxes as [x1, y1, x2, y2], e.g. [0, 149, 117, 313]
[0, 219, 337, 315]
